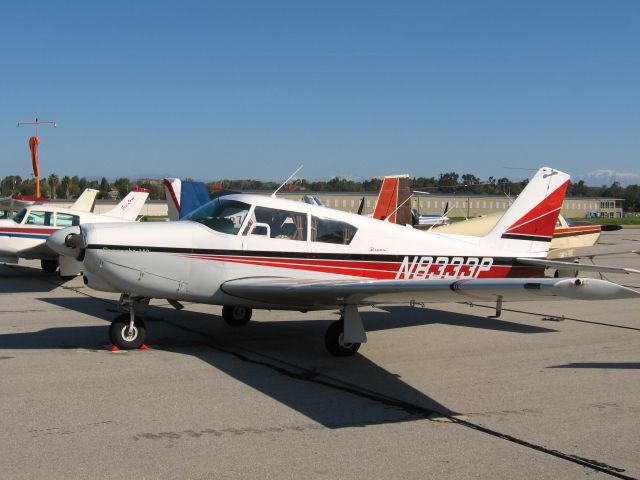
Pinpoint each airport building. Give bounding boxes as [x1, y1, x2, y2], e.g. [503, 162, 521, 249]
[276, 192, 625, 219]
[76, 192, 624, 219]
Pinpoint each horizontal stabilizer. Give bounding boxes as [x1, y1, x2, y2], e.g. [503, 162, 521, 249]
[516, 257, 640, 275]
[547, 243, 640, 260]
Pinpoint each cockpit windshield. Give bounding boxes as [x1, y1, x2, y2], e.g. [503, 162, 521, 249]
[183, 198, 250, 234]
[12, 208, 27, 224]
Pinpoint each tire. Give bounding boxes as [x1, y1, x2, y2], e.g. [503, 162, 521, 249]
[110, 313, 146, 350]
[222, 306, 252, 326]
[324, 319, 361, 357]
[41, 259, 58, 273]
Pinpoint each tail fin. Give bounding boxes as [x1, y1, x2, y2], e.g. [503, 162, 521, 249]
[163, 178, 182, 221]
[373, 174, 412, 224]
[484, 167, 569, 254]
[163, 178, 210, 221]
[70, 188, 98, 212]
[179, 181, 210, 219]
[103, 188, 150, 221]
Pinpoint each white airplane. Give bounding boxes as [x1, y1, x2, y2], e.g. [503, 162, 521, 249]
[48, 167, 640, 355]
[0, 188, 149, 276]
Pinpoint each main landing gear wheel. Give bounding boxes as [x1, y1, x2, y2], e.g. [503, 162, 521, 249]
[41, 259, 58, 273]
[222, 306, 252, 326]
[325, 319, 361, 357]
[110, 313, 147, 350]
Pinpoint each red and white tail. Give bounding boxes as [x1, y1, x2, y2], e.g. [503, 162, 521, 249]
[163, 178, 182, 221]
[484, 167, 570, 254]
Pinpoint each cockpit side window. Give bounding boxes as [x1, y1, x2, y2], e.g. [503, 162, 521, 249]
[311, 216, 357, 245]
[245, 206, 308, 241]
[25, 210, 53, 226]
[183, 199, 250, 235]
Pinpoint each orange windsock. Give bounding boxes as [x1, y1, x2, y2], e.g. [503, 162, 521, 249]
[29, 136, 40, 178]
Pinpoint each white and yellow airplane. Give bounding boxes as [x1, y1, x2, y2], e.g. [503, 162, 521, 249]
[48, 167, 639, 355]
[0, 188, 149, 276]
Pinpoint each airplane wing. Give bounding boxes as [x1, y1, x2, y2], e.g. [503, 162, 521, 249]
[221, 276, 640, 309]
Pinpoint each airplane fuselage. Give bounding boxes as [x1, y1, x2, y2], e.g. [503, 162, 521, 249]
[67, 194, 545, 309]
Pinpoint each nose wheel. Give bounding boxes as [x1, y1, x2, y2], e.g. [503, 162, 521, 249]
[222, 306, 252, 326]
[325, 319, 361, 357]
[110, 313, 147, 350]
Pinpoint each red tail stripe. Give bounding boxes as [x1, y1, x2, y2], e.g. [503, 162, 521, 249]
[505, 180, 569, 237]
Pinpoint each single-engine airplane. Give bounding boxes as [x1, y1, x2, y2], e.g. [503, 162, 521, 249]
[48, 167, 640, 355]
[1, 188, 149, 276]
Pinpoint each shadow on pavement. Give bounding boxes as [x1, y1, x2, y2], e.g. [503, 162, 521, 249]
[2, 296, 558, 429]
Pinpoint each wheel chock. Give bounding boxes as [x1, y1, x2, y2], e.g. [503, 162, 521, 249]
[139, 344, 149, 350]
[109, 345, 120, 352]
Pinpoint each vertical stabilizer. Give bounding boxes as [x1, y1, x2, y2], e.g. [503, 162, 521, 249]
[484, 167, 569, 254]
[103, 188, 150, 221]
[373, 175, 411, 224]
[70, 188, 99, 212]
[163, 178, 182, 221]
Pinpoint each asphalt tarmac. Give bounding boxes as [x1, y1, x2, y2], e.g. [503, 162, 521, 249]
[1, 229, 639, 479]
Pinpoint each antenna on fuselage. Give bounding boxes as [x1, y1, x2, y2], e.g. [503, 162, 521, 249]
[271, 165, 303, 198]
[383, 193, 414, 223]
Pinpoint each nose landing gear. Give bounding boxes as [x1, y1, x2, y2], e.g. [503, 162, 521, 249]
[109, 294, 149, 350]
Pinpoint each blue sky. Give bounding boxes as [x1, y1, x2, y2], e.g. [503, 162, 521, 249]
[1, 1, 638, 182]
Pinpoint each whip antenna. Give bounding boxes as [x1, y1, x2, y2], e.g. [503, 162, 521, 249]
[272, 165, 303, 197]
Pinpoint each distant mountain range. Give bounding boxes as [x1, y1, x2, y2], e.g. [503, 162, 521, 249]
[576, 170, 640, 187]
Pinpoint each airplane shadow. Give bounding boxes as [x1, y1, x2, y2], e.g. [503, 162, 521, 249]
[0, 264, 69, 293]
[3, 296, 557, 429]
[365, 306, 557, 334]
[548, 362, 640, 370]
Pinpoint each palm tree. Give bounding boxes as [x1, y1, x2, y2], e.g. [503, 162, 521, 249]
[48, 174, 59, 199]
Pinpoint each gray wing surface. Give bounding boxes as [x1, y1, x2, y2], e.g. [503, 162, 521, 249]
[221, 277, 640, 308]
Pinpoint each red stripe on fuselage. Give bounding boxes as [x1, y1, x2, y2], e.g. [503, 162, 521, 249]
[179, 254, 544, 279]
[0, 227, 56, 235]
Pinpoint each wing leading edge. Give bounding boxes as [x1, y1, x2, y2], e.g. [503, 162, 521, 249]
[221, 276, 640, 308]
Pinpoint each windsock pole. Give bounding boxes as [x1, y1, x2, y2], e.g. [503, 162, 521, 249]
[17, 117, 57, 198]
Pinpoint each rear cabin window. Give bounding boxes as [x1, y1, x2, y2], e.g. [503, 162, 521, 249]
[56, 213, 80, 227]
[311, 216, 357, 245]
[245, 206, 307, 241]
[25, 211, 53, 226]
[184, 199, 250, 235]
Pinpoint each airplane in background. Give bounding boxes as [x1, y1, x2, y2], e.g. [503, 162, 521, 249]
[49, 167, 639, 355]
[0, 194, 51, 219]
[371, 174, 449, 227]
[163, 178, 241, 221]
[0, 188, 149, 276]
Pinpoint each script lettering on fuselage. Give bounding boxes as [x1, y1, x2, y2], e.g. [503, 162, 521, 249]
[395, 256, 494, 280]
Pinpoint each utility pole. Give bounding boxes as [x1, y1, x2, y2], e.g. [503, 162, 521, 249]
[17, 117, 57, 198]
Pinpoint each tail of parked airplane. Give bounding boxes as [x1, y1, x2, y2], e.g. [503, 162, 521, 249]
[373, 174, 412, 224]
[163, 178, 210, 221]
[483, 167, 569, 254]
[103, 188, 150, 221]
[70, 188, 99, 212]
